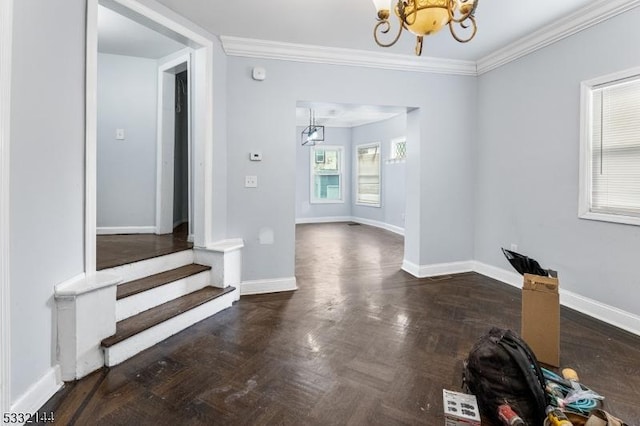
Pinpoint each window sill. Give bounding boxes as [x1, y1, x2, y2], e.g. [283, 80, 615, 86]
[579, 211, 640, 226]
[310, 200, 344, 204]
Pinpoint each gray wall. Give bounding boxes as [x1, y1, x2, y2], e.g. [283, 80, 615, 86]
[97, 53, 158, 229]
[352, 114, 407, 228]
[295, 126, 352, 220]
[10, 0, 86, 401]
[226, 57, 476, 281]
[474, 7, 640, 315]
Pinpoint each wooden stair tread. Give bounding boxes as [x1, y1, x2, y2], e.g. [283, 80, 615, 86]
[102, 286, 235, 347]
[116, 264, 211, 300]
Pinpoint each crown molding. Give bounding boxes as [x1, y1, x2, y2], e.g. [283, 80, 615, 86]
[477, 0, 640, 74]
[220, 36, 477, 76]
[221, 0, 640, 77]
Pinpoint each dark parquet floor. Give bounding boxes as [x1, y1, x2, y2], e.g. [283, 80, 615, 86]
[40, 223, 640, 425]
[97, 223, 192, 270]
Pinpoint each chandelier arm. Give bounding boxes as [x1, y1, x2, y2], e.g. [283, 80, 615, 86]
[450, 0, 479, 23]
[447, 0, 455, 21]
[373, 16, 405, 48]
[448, 16, 477, 43]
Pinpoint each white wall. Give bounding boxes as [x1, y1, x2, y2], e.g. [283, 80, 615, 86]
[295, 126, 352, 220]
[97, 53, 158, 229]
[10, 0, 86, 402]
[475, 7, 640, 316]
[352, 114, 407, 229]
[226, 57, 476, 281]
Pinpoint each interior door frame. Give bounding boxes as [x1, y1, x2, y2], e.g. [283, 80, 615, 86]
[156, 51, 192, 236]
[0, 0, 13, 413]
[86, 0, 216, 274]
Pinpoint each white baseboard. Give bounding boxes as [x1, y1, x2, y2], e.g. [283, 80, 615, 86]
[96, 226, 156, 235]
[295, 216, 405, 236]
[402, 259, 473, 278]
[350, 217, 404, 236]
[471, 260, 522, 288]
[472, 261, 640, 336]
[240, 277, 297, 296]
[295, 216, 351, 224]
[559, 289, 640, 336]
[9, 366, 62, 417]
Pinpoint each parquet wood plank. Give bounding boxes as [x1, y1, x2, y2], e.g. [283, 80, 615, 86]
[36, 223, 640, 425]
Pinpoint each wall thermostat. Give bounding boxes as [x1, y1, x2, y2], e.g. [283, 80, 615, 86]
[252, 67, 266, 81]
[250, 152, 262, 161]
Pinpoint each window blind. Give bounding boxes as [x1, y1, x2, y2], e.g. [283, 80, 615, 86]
[356, 145, 380, 205]
[590, 78, 640, 217]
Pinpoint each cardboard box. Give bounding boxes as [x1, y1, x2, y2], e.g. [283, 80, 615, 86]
[521, 273, 560, 367]
[443, 389, 481, 426]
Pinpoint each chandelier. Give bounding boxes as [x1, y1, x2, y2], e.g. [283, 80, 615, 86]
[371, 0, 479, 56]
[301, 109, 324, 146]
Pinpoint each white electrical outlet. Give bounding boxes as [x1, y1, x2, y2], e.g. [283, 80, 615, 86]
[510, 243, 518, 252]
[245, 175, 258, 188]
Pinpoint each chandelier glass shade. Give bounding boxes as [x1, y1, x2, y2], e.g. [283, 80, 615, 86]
[372, 0, 478, 55]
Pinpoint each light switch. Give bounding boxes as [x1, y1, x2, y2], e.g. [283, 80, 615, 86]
[116, 129, 125, 140]
[245, 175, 258, 188]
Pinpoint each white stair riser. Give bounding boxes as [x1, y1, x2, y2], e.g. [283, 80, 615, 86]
[116, 272, 211, 321]
[102, 250, 194, 283]
[104, 288, 237, 367]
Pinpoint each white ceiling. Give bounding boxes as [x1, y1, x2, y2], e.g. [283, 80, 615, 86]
[296, 103, 407, 128]
[99, 0, 617, 127]
[98, 5, 186, 59]
[155, 0, 600, 61]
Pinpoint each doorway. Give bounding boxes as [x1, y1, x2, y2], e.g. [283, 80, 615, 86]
[294, 101, 410, 282]
[88, 0, 216, 272]
[173, 70, 190, 237]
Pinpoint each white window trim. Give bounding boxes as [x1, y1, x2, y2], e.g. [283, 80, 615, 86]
[310, 145, 344, 204]
[355, 142, 381, 208]
[579, 66, 640, 227]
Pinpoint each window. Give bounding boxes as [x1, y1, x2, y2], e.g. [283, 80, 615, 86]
[356, 143, 381, 207]
[390, 137, 407, 161]
[580, 68, 640, 226]
[310, 146, 343, 203]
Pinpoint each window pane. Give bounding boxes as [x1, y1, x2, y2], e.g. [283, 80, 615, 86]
[313, 175, 341, 200]
[357, 144, 380, 205]
[314, 148, 339, 173]
[590, 77, 640, 217]
[310, 146, 343, 203]
[392, 140, 406, 160]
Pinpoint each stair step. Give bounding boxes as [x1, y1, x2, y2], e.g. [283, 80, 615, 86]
[103, 286, 235, 348]
[117, 264, 211, 300]
[101, 249, 195, 284]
